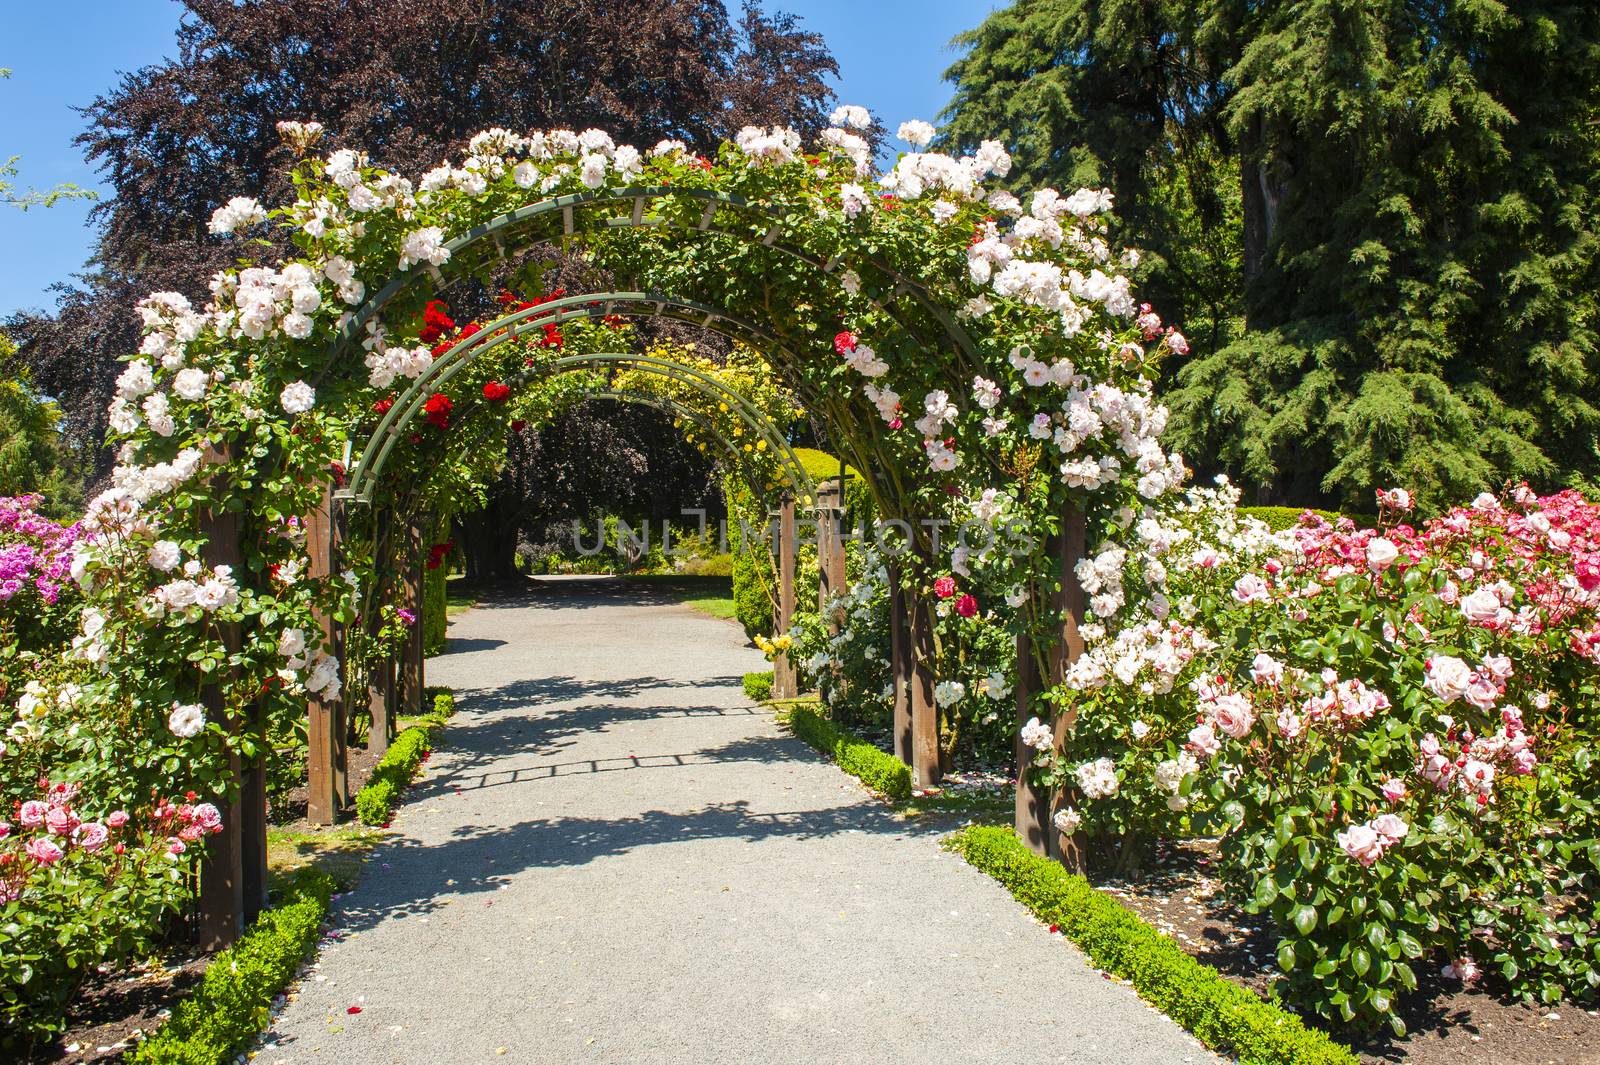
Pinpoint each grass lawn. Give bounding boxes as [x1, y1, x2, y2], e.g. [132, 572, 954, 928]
[444, 573, 477, 616]
[621, 573, 737, 620]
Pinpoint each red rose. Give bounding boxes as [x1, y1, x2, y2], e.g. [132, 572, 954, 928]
[956, 594, 978, 618]
[423, 392, 453, 429]
[933, 575, 957, 599]
[483, 381, 511, 402]
[833, 330, 857, 355]
[373, 396, 394, 415]
[511, 420, 527, 433]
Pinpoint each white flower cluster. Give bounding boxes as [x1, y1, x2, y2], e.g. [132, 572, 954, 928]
[933, 679, 966, 708]
[209, 261, 337, 341]
[365, 344, 434, 388]
[1075, 543, 1128, 619]
[734, 125, 802, 167]
[1153, 751, 1199, 810]
[149, 561, 241, 620]
[208, 196, 267, 235]
[1074, 757, 1119, 799]
[134, 292, 207, 368]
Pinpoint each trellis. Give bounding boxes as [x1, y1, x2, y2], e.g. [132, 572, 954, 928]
[183, 168, 1094, 945]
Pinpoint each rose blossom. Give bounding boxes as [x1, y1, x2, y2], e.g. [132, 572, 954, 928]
[18, 801, 47, 827]
[26, 837, 65, 864]
[107, 810, 130, 828]
[1424, 655, 1473, 703]
[75, 822, 109, 851]
[1231, 574, 1270, 604]
[1459, 587, 1501, 624]
[1380, 778, 1407, 802]
[1209, 692, 1256, 739]
[1249, 652, 1284, 686]
[1365, 537, 1400, 571]
[933, 576, 957, 599]
[1337, 823, 1384, 866]
[1186, 722, 1221, 759]
[955, 593, 978, 619]
[1370, 814, 1409, 842]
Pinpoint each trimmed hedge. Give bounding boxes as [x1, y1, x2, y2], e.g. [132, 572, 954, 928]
[742, 670, 773, 701]
[127, 870, 335, 1065]
[1239, 505, 1375, 532]
[786, 704, 912, 802]
[354, 688, 456, 827]
[947, 826, 1358, 1065]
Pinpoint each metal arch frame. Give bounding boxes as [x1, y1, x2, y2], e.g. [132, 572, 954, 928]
[346, 346, 815, 505]
[343, 292, 809, 501]
[322, 186, 981, 379]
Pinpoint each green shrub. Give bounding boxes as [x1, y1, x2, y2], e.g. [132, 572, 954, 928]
[742, 670, 773, 701]
[354, 688, 456, 826]
[127, 869, 336, 1065]
[947, 826, 1358, 1065]
[786, 704, 912, 801]
[1238, 505, 1371, 531]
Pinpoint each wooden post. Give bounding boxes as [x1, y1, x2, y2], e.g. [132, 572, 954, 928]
[815, 479, 848, 627]
[398, 518, 426, 717]
[772, 493, 798, 699]
[1046, 506, 1090, 867]
[196, 447, 267, 948]
[888, 564, 913, 767]
[907, 587, 942, 788]
[304, 484, 348, 825]
[1013, 632, 1050, 854]
[366, 649, 394, 757]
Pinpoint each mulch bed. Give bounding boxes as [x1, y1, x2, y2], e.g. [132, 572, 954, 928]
[1101, 839, 1600, 1065]
[32, 743, 384, 1063]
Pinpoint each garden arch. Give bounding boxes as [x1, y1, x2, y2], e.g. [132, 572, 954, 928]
[91, 121, 1182, 945]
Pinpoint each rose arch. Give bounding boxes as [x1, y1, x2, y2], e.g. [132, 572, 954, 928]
[82, 115, 1190, 943]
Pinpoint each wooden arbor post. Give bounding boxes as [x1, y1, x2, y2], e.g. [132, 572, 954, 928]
[888, 562, 914, 767]
[1015, 506, 1089, 860]
[814, 479, 848, 626]
[772, 493, 798, 699]
[396, 516, 428, 717]
[196, 448, 268, 949]
[305, 484, 350, 825]
[907, 582, 942, 788]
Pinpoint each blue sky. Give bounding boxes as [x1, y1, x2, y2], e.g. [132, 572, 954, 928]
[0, 1, 998, 318]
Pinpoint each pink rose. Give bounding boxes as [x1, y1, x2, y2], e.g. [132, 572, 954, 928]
[1460, 758, 1496, 796]
[1366, 537, 1400, 571]
[167, 839, 186, 855]
[1370, 814, 1409, 842]
[1459, 587, 1501, 624]
[1231, 574, 1270, 604]
[1377, 488, 1413, 511]
[1424, 655, 1473, 703]
[75, 822, 109, 852]
[1249, 653, 1284, 686]
[933, 576, 957, 600]
[1442, 957, 1480, 984]
[1463, 676, 1500, 711]
[1210, 693, 1256, 739]
[0, 822, 9, 839]
[18, 801, 46, 828]
[1482, 654, 1513, 681]
[1512, 749, 1538, 775]
[44, 805, 77, 836]
[1337, 823, 1384, 866]
[106, 810, 129, 828]
[1380, 778, 1407, 803]
[191, 802, 224, 833]
[1501, 705, 1524, 731]
[1186, 722, 1221, 759]
[25, 837, 64, 865]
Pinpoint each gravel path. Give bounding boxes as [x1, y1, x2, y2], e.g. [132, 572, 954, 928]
[262, 577, 1219, 1064]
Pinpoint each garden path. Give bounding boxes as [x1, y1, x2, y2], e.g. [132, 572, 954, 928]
[262, 577, 1217, 1064]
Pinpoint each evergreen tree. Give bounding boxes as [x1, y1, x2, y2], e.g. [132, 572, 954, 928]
[941, 0, 1600, 508]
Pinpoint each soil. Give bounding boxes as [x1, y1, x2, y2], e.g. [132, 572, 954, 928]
[33, 742, 385, 1063]
[1103, 839, 1600, 1065]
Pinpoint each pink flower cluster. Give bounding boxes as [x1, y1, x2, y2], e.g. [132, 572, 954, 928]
[1415, 703, 1537, 807]
[0, 496, 82, 605]
[1337, 813, 1408, 867]
[1185, 669, 1392, 757]
[0, 783, 223, 903]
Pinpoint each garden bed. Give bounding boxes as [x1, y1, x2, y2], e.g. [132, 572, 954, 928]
[1101, 839, 1600, 1065]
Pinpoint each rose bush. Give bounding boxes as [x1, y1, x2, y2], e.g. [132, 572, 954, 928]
[0, 782, 221, 1049]
[1036, 483, 1600, 1032]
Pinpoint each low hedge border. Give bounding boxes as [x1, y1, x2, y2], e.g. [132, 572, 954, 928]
[783, 703, 912, 802]
[354, 687, 456, 827]
[742, 670, 773, 701]
[126, 869, 336, 1065]
[946, 825, 1358, 1065]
